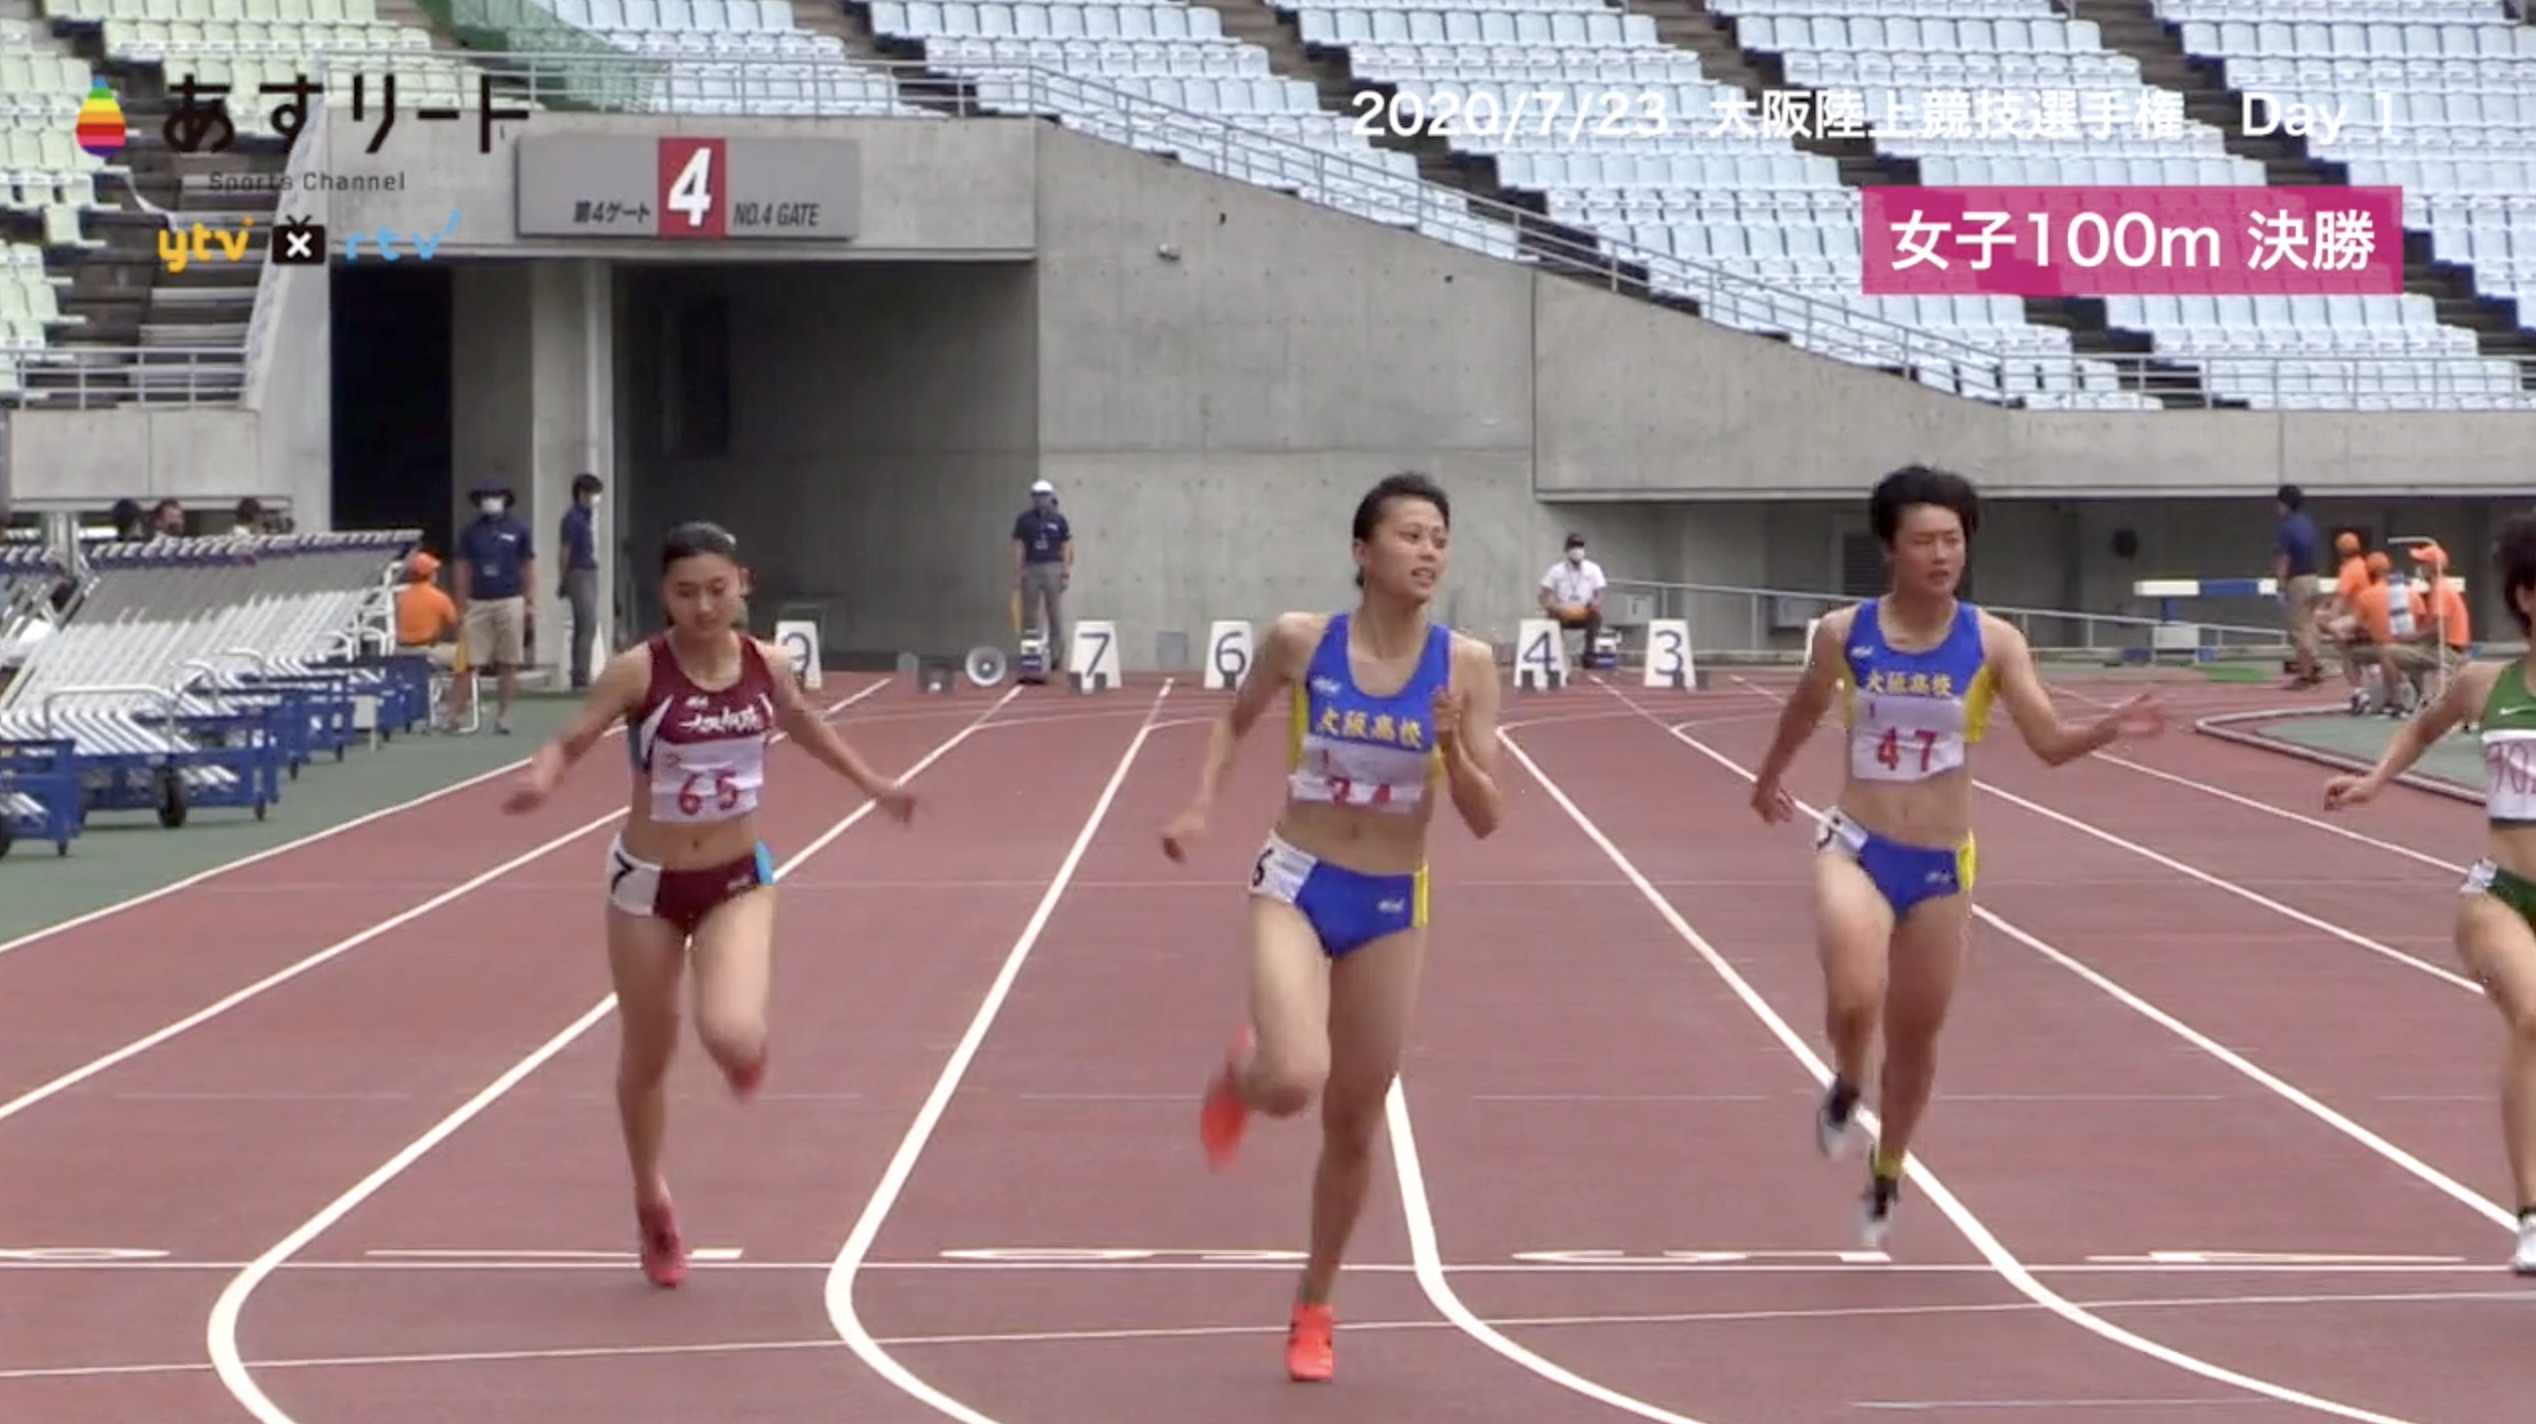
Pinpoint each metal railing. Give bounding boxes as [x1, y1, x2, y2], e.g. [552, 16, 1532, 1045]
[15, 47, 2536, 413]
[3, 348, 247, 409]
[1607, 578, 2294, 659]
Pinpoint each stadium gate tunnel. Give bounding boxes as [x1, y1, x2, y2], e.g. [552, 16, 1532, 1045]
[328, 258, 1037, 669]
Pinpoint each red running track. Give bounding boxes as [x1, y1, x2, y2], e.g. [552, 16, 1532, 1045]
[0, 671, 2527, 1424]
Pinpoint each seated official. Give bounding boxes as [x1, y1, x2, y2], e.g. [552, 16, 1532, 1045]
[1538, 533, 1607, 652]
[2343, 552, 2435, 718]
[396, 551, 461, 670]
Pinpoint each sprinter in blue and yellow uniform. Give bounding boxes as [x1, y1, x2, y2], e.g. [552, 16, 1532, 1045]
[1750, 465, 2163, 1248]
[1161, 471, 1506, 1385]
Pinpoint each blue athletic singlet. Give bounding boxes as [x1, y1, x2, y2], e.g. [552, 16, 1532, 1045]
[1840, 598, 1997, 784]
[1252, 613, 1452, 957]
[1285, 614, 1452, 812]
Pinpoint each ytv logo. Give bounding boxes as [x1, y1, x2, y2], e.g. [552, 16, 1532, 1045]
[156, 216, 256, 274]
[155, 211, 463, 273]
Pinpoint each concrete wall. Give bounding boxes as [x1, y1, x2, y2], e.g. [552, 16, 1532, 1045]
[1014, 123, 2536, 664]
[1028, 126, 1675, 664]
[448, 259, 618, 674]
[2, 409, 264, 508]
[318, 111, 1037, 260]
[243, 95, 338, 529]
[249, 196, 334, 530]
[1531, 278, 2536, 498]
[612, 260, 1042, 660]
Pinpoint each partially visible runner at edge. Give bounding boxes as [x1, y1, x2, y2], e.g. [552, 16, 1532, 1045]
[2326, 507, 2536, 1274]
[1750, 465, 2163, 1246]
[503, 521, 918, 1287]
[1160, 471, 1507, 1383]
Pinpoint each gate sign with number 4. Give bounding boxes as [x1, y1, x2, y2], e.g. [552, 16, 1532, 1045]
[1204, 621, 1253, 691]
[1640, 618, 1694, 690]
[660, 137, 728, 239]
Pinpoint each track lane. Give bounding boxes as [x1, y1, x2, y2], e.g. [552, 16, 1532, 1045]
[0, 678, 894, 1104]
[221, 688, 1168, 1424]
[1372, 706, 2381, 1424]
[0, 702, 981, 1424]
[1683, 686, 2519, 1229]
[1570, 693, 2523, 1423]
[818, 706, 1646, 1424]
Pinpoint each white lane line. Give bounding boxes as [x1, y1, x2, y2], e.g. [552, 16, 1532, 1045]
[1494, 723, 2433, 1424]
[819, 683, 1176, 1424]
[203, 685, 1024, 1424]
[1629, 685, 2513, 1233]
[0, 683, 896, 1129]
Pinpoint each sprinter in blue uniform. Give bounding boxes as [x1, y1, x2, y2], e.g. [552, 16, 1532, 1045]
[1161, 471, 1506, 1384]
[1749, 465, 2163, 1247]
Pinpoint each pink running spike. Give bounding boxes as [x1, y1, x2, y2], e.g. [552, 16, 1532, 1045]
[637, 1198, 688, 1288]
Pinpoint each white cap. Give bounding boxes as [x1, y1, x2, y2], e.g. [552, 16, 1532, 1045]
[1029, 479, 1055, 494]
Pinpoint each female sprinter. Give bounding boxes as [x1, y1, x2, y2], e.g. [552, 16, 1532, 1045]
[1159, 471, 1505, 1383]
[1748, 465, 2162, 1247]
[2325, 510, 2536, 1273]
[503, 521, 917, 1287]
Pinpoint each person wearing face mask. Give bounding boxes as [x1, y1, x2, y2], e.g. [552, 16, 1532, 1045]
[454, 481, 535, 734]
[1011, 478, 1073, 672]
[560, 472, 605, 690]
[1537, 532, 1607, 665]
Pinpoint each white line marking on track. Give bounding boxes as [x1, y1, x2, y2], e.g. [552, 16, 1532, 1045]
[1969, 773, 2481, 994]
[1390, 1048, 1727, 1424]
[360, 1247, 744, 1262]
[0, 682, 894, 1130]
[25, 1283, 2536, 1386]
[203, 684, 1024, 1424]
[821, 681, 1174, 1424]
[1731, 676, 2481, 993]
[1496, 723, 2434, 1424]
[8, 1255, 2525, 1277]
[1854, 1400, 2260, 1412]
[1636, 685, 2516, 1232]
[2094, 752, 2471, 876]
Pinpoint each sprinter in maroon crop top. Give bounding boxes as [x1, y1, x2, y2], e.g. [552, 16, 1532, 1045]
[504, 520, 917, 1288]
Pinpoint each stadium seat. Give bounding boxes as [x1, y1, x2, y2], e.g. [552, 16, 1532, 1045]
[38, 0, 502, 141]
[2153, 2, 2536, 407]
[1266, 0, 2140, 406]
[1698, 0, 2536, 410]
[863, 0, 1520, 261]
[0, 24, 114, 404]
[543, 0, 936, 114]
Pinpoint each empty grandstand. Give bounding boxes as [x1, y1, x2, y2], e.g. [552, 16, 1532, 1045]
[0, 0, 2531, 689]
[3, 0, 2533, 422]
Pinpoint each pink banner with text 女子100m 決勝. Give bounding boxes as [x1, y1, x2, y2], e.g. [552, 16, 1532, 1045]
[1860, 185, 2404, 297]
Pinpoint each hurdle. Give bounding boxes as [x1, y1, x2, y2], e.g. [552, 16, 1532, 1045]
[2129, 578, 2297, 664]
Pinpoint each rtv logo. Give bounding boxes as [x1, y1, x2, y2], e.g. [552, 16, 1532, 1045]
[270, 211, 464, 266]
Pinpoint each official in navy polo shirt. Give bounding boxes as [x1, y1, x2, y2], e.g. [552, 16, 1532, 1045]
[454, 481, 536, 734]
[1012, 478, 1072, 669]
[558, 472, 604, 690]
[2274, 483, 2322, 690]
